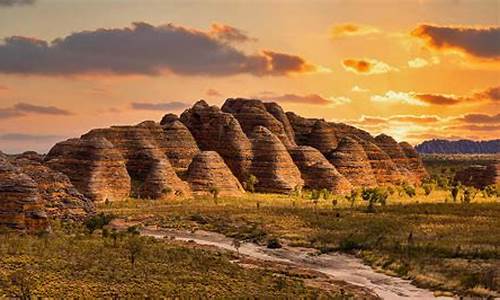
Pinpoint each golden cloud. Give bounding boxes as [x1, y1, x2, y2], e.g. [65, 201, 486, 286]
[263, 93, 351, 106]
[331, 23, 379, 39]
[342, 58, 398, 75]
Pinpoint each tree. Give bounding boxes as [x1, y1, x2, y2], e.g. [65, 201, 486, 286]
[345, 189, 360, 208]
[402, 183, 416, 198]
[125, 236, 144, 269]
[310, 189, 321, 208]
[450, 182, 461, 202]
[361, 187, 389, 213]
[245, 175, 258, 193]
[422, 183, 434, 196]
[462, 186, 478, 204]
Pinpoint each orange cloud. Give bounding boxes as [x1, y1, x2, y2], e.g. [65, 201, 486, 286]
[263, 93, 351, 106]
[262, 50, 317, 75]
[331, 23, 379, 39]
[206, 88, 222, 97]
[372, 86, 499, 106]
[342, 58, 398, 75]
[210, 23, 256, 43]
[412, 24, 500, 60]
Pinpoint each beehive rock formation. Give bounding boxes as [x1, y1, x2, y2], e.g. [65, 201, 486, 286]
[454, 162, 499, 189]
[222, 98, 296, 148]
[180, 100, 254, 182]
[306, 120, 338, 155]
[354, 137, 404, 185]
[290, 146, 352, 194]
[373, 134, 416, 182]
[160, 117, 200, 176]
[263, 102, 297, 147]
[45, 137, 131, 202]
[12, 157, 95, 220]
[187, 151, 245, 196]
[399, 142, 428, 181]
[286, 112, 318, 145]
[328, 137, 377, 188]
[0, 156, 49, 232]
[250, 126, 303, 193]
[81, 122, 191, 198]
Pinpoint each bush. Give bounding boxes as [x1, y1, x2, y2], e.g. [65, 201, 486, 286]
[209, 186, 220, 199]
[402, 183, 416, 198]
[84, 213, 115, 234]
[361, 187, 389, 212]
[450, 182, 461, 202]
[245, 175, 258, 193]
[483, 184, 499, 198]
[462, 186, 478, 204]
[422, 183, 434, 196]
[266, 237, 282, 249]
[345, 189, 360, 208]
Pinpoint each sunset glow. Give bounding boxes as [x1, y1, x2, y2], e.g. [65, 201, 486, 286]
[0, 0, 498, 153]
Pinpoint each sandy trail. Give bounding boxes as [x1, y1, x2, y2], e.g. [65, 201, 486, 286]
[140, 227, 455, 300]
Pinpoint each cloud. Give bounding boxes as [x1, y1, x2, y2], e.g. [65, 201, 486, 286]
[0, 133, 62, 141]
[412, 24, 500, 60]
[263, 93, 351, 106]
[131, 101, 189, 111]
[446, 124, 500, 132]
[351, 85, 369, 93]
[342, 58, 398, 75]
[371, 86, 499, 106]
[331, 23, 379, 39]
[0, 22, 317, 77]
[0, 0, 34, 6]
[0, 102, 72, 119]
[351, 114, 442, 126]
[206, 88, 222, 97]
[456, 113, 500, 124]
[408, 57, 428, 68]
[210, 23, 255, 43]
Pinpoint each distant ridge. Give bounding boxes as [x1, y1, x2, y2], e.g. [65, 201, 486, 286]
[415, 139, 500, 154]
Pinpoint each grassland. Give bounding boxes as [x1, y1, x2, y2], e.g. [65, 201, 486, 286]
[0, 221, 352, 298]
[99, 188, 499, 298]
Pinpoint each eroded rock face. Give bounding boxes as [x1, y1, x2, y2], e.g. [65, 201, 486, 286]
[263, 102, 297, 147]
[354, 138, 404, 185]
[328, 137, 377, 188]
[186, 151, 245, 196]
[306, 120, 338, 155]
[454, 162, 499, 189]
[12, 158, 95, 221]
[374, 134, 413, 179]
[250, 126, 303, 193]
[161, 118, 200, 175]
[81, 122, 190, 198]
[45, 137, 131, 202]
[289, 146, 352, 194]
[0, 157, 49, 232]
[399, 142, 428, 182]
[222, 98, 295, 148]
[286, 112, 317, 145]
[180, 100, 253, 182]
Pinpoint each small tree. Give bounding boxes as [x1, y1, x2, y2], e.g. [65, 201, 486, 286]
[422, 183, 434, 196]
[209, 186, 220, 200]
[310, 189, 321, 208]
[402, 183, 416, 198]
[345, 189, 360, 208]
[125, 236, 144, 269]
[483, 184, 499, 198]
[450, 182, 461, 202]
[321, 188, 331, 201]
[245, 175, 258, 193]
[462, 186, 478, 204]
[361, 187, 389, 213]
[292, 185, 302, 198]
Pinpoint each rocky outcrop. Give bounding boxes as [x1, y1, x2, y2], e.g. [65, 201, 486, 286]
[328, 137, 377, 188]
[180, 100, 253, 182]
[160, 116, 200, 175]
[12, 157, 95, 220]
[454, 162, 499, 189]
[306, 120, 338, 155]
[222, 98, 296, 148]
[290, 146, 352, 194]
[186, 151, 245, 196]
[286, 112, 317, 145]
[374, 134, 411, 172]
[331, 122, 376, 143]
[81, 122, 191, 198]
[263, 102, 297, 146]
[250, 126, 303, 193]
[354, 138, 404, 185]
[45, 137, 131, 202]
[399, 142, 428, 181]
[0, 156, 49, 232]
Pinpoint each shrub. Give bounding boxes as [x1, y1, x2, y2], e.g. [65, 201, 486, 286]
[361, 187, 389, 212]
[402, 183, 416, 198]
[209, 186, 220, 199]
[162, 186, 173, 195]
[125, 236, 145, 269]
[345, 189, 360, 208]
[422, 183, 434, 196]
[450, 182, 461, 202]
[483, 184, 499, 198]
[462, 186, 478, 204]
[266, 237, 282, 249]
[245, 175, 258, 193]
[84, 213, 115, 234]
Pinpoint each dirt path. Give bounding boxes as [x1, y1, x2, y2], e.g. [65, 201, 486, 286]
[139, 227, 455, 300]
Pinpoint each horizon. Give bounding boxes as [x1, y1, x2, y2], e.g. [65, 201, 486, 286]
[0, 0, 499, 153]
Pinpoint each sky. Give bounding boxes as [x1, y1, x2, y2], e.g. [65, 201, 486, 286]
[0, 0, 499, 153]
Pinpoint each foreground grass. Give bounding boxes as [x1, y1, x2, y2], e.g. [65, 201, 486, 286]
[0, 223, 345, 298]
[100, 191, 500, 298]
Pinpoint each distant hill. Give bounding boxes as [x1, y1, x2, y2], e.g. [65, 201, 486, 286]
[415, 139, 500, 154]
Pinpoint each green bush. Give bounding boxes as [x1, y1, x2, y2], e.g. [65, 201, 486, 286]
[266, 237, 282, 249]
[245, 175, 258, 193]
[422, 183, 434, 196]
[84, 213, 115, 234]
